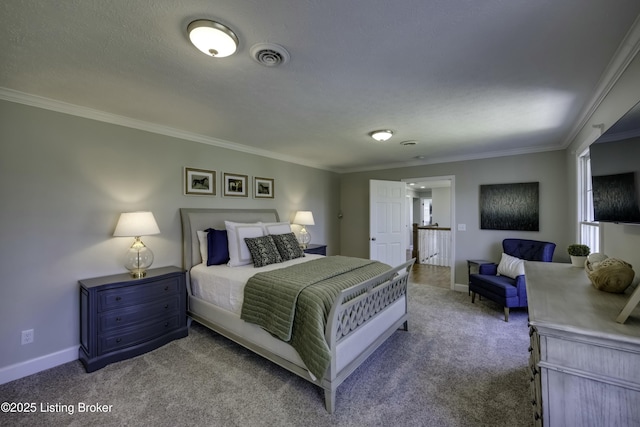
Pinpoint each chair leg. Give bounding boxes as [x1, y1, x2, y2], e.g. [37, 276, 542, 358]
[504, 307, 509, 322]
[471, 292, 475, 303]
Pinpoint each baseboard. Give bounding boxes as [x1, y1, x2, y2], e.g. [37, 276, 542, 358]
[0, 346, 78, 385]
[454, 282, 469, 293]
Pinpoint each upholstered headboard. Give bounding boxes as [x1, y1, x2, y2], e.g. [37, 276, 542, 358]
[180, 208, 280, 272]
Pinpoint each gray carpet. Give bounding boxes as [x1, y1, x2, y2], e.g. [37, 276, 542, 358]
[0, 283, 533, 426]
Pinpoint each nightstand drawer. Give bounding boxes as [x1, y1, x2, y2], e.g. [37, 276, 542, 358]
[98, 276, 180, 311]
[99, 315, 181, 354]
[99, 296, 180, 332]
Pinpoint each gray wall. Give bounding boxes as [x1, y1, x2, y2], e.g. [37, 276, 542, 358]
[564, 52, 640, 275]
[0, 100, 340, 370]
[339, 150, 571, 286]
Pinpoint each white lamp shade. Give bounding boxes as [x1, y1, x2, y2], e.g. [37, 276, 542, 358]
[293, 211, 315, 226]
[113, 212, 160, 237]
[188, 20, 239, 58]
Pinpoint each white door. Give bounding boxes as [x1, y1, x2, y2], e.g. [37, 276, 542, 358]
[370, 179, 407, 266]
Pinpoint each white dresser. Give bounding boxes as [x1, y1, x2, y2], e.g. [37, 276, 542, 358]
[525, 262, 640, 427]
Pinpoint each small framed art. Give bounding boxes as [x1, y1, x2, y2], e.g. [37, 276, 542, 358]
[185, 167, 216, 196]
[254, 177, 274, 199]
[223, 173, 248, 197]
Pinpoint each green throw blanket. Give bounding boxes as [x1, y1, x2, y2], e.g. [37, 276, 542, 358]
[241, 256, 391, 379]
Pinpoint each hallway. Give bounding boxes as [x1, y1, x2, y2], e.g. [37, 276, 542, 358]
[409, 263, 451, 289]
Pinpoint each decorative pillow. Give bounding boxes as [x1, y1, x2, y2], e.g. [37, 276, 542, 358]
[271, 232, 305, 261]
[196, 230, 208, 264]
[497, 253, 525, 279]
[225, 221, 265, 267]
[205, 228, 230, 266]
[244, 235, 282, 267]
[262, 222, 292, 235]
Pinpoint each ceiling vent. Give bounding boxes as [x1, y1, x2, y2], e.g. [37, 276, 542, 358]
[250, 43, 290, 67]
[400, 140, 418, 146]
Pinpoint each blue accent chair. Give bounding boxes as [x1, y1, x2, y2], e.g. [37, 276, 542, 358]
[470, 238, 556, 321]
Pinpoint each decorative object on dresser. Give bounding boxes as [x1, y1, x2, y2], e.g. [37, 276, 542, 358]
[525, 262, 640, 426]
[293, 210, 314, 248]
[303, 244, 327, 256]
[586, 254, 635, 293]
[180, 208, 414, 413]
[79, 266, 188, 373]
[469, 238, 556, 321]
[113, 211, 161, 278]
[567, 243, 590, 267]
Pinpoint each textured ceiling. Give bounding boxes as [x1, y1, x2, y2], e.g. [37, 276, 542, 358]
[1, 1, 640, 172]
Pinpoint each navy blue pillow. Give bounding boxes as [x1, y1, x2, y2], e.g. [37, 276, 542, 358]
[205, 228, 230, 266]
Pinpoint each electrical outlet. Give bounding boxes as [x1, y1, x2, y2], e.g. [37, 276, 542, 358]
[457, 223, 466, 231]
[21, 329, 34, 345]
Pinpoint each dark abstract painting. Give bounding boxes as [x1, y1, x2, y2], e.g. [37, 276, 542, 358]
[480, 182, 539, 231]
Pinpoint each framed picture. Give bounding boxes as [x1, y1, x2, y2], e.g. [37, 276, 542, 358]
[223, 173, 248, 197]
[479, 182, 539, 231]
[184, 167, 215, 196]
[254, 177, 274, 199]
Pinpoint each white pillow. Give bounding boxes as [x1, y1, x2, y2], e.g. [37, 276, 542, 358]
[196, 230, 208, 265]
[497, 253, 525, 279]
[225, 221, 265, 266]
[262, 222, 292, 235]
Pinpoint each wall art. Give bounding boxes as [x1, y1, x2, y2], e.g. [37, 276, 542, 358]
[184, 167, 215, 196]
[223, 172, 248, 197]
[480, 182, 539, 231]
[254, 177, 274, 199]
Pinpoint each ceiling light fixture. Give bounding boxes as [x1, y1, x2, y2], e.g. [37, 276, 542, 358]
[370, 130, 394, 142]
[187, 19, 239, 58]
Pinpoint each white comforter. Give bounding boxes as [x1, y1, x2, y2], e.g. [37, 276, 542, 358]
[189, 254, 324, 315]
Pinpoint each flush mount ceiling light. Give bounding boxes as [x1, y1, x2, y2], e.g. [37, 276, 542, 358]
[187, 19, 239, 58]
[370, 130, 394, 142]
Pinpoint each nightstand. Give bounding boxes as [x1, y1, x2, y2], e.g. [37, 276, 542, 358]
[467, 259, 493, 295]
[79, 266, 188, 372]
[304, 244, 327, 256]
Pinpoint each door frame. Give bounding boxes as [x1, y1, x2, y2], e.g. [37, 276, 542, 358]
[403, 175, 456, 290]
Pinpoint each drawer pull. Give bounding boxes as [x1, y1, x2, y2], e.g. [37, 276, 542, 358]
[164, 322, 169, 327]
[116, 338, 122, 343]
[115, 317, 121, 322]
[115, 296, 122, 301]
[164, 304, 169, 309]
[164, 286, 169, 291]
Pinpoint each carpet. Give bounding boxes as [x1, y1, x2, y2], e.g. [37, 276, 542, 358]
[0, 282, 533, 426]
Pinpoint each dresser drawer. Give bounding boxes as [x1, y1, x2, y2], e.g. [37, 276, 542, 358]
[98, 276, 180, 311]
[98, 296, 180, 333]
[99, 315, 181, 354]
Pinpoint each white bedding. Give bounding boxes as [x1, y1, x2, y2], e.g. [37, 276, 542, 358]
[190, 254, 324, 315]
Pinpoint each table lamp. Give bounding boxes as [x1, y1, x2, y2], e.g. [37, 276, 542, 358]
[293, 210, 315, 249]
[113, 211, 160, 278]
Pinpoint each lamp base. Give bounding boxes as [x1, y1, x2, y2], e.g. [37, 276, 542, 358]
[130, 269, 147, 279]
[298, 227, 311, 249]
[123, 237, 154, 279]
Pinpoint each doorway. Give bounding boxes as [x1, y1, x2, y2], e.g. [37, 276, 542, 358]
[403, 176, 455, 290]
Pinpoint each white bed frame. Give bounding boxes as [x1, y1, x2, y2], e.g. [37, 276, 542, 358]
[180, 208, 414, 413]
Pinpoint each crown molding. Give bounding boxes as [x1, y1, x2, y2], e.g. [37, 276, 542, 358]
[0, 87, 335, 173]
[561, 14, 640, 149]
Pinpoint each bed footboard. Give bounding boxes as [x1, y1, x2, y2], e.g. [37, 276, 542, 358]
[322, 258, 415, 412]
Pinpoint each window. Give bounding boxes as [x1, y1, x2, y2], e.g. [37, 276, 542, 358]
[578, 148, 599, 253]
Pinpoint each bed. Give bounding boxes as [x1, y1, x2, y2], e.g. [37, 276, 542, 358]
[180, 208, 414, 413]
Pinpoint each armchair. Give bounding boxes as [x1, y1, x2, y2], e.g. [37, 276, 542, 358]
[470, 238, 556, 321]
